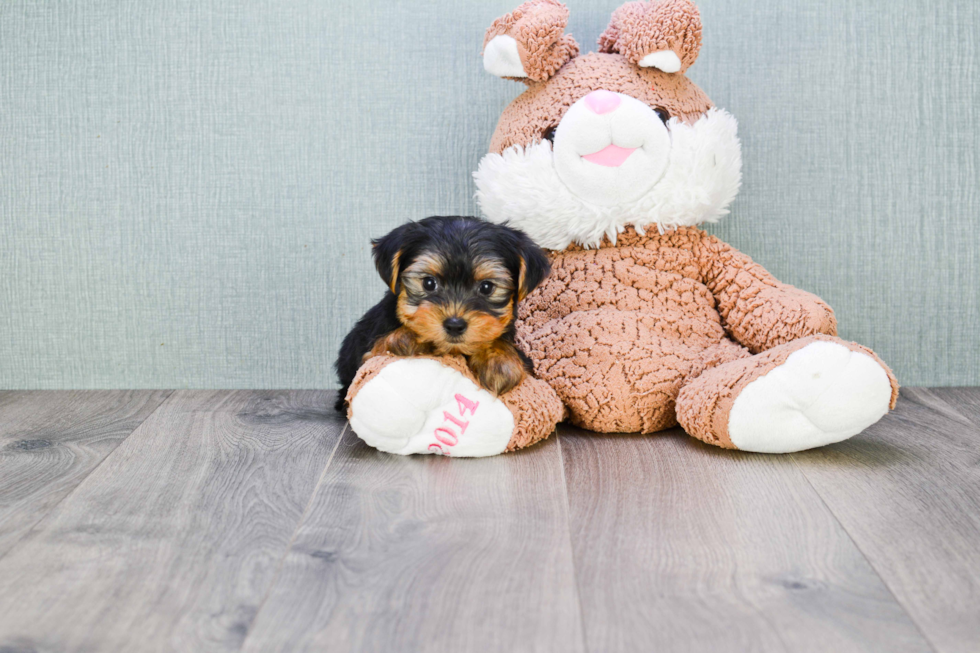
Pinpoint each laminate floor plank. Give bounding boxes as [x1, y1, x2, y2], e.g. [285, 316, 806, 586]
[2, 385, 976, 651]
[0, 390, 172, 558]
[560, 426, 930, 653]
[791, 387, 980, 653]
[0, 390, 344, 653]
[242, 429, 584, 653]
[925, 386, 980, 428]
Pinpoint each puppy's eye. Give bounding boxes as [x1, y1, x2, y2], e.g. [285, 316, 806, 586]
[478, 281, 495, 296]
[542, 126, 556, 143]
[422, 277, 437, 292]
[655, 108, 670, 123]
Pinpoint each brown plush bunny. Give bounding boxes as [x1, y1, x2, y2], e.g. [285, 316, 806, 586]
[344, 0, 898, 457]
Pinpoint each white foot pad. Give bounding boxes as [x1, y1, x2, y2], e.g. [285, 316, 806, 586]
[728, 341, 892, 453]
[349, 359, 515, 457]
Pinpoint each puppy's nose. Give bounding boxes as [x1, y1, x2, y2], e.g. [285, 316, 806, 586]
[443, 317, 468, 337]
[583, 90, 620, 115]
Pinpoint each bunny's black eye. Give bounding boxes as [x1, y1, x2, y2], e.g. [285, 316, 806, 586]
[655, 108, 670, 123]
[478, 281, 495, 296]
[422, 277, 437, 292]
[542, 126, 557, 143]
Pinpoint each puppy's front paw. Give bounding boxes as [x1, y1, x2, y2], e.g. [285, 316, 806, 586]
[366, 326, 430, 361]
[469, 341, 526, 396]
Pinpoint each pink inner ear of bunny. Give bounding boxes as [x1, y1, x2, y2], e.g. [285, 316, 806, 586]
[598, 0, 702, 73]
[483, 0, 580, 82]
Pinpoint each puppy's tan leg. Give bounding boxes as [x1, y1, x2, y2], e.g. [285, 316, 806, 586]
[365, 326, 431, 362]
[468, 340, 526, 396]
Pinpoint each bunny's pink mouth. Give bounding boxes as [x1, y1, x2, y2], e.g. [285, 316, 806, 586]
[581, 144, 637, 167]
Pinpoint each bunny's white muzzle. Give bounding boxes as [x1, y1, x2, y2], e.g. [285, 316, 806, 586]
[475, 104, 743, 250]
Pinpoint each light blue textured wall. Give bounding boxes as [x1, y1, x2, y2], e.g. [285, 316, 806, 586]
[1, 0, 977, 389]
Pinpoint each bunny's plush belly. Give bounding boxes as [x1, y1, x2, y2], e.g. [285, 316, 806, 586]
[518, 306, 748, 433]
[516, 239, 749, 433]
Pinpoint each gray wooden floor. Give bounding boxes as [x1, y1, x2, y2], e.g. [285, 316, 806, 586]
[0, 388, 977, 652]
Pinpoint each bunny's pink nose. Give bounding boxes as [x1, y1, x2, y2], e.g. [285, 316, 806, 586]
[583, 90, 621, 114]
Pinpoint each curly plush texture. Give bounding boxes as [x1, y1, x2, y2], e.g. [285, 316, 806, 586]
[483, 0, 580, 82]
[497, 367, 567, 450]
[516, 226, 843, 433]
[346, 353, 564, 452]
[598, 0, 702, 72]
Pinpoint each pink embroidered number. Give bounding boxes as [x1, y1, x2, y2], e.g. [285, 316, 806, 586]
[429, 394, 480, 456]
[456, 393, 479, 416]
[442, 411, 469, 434]
[433, 427, 458, 447]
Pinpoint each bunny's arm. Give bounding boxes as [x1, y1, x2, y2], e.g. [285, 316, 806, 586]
[695, 235, 837, 354]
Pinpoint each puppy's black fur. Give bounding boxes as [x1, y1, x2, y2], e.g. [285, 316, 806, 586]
[334, 216, 550, 412]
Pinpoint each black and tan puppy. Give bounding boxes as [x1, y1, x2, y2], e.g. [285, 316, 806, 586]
[335, 216, 550, 412]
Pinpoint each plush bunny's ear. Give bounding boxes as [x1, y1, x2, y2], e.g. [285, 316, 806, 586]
[598, 0, 702, 73]
[482, 0, 579, 82]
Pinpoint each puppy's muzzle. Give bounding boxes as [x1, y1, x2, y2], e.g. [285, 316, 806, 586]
[442, 316, 468, 338]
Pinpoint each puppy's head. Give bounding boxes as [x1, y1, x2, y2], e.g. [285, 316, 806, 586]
[372, 216, 549, 356]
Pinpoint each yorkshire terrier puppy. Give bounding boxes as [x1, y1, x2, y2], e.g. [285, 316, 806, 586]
[335, 216, 550, 412]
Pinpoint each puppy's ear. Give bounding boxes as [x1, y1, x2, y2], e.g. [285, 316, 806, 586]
[371, 223, 415, 294]
[513, 231, 551, 301]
